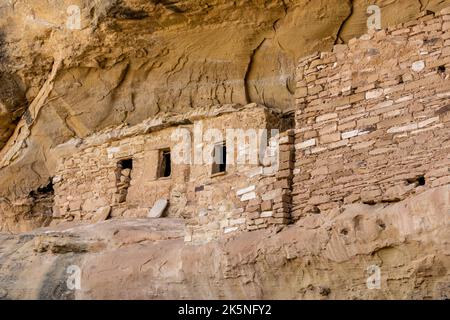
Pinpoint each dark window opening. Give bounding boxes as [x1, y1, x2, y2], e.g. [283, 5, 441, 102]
[158, 149, 172, 178]
[30, 180, 54, 197]
[118, 158, 133, 170]
[115, 159, 133, 204]
[407, 175, 426, 186]
[212, 142, 227, 175]
[438, 65, 446, 73]
[418, 176, 426, 186]
[29, 179, 54, 225]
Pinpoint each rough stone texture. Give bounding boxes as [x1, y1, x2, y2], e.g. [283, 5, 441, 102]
[1, 0, 449, 224]
[292, 9, 450, 219]
[148, 199, 168, 218]
[0, 186, 448, 299]
[0, 2, 450, 300]
[44, 103, 290, 243]
[92, 206, 111, 223]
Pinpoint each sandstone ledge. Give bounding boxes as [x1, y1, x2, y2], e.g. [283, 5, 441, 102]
[0, 185, 448, 300]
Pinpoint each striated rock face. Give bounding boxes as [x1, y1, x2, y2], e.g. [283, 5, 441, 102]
[0, 0, 450, 300]
[0, 0, 449, 215]
[0, 186, 448, 300]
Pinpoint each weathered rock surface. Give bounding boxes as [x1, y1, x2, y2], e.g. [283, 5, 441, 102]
[0, 185, 448, 300]
[1, 0, 449, 221]
[148, 199, 168, 218]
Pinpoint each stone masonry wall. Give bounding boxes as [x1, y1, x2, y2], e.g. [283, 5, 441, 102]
[185, 129, 295, 243]
[292, 9, 450, 220]
[51, 8, 450, 243]
[52, 104, 294, 243]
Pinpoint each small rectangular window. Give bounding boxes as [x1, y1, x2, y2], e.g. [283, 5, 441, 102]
[212, 142, 227, 175]
[158, 149, 172, 178]
[118, 158, 133, 170]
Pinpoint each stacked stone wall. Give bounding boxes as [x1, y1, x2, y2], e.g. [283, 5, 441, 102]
[52, 105, 294, 243]
[51, 8, 450, 243]
[185, 129, 295, 243]
[292, 9, 450, 219]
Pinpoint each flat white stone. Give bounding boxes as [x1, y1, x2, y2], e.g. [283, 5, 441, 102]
[93, 206, 111, 223]
[341, 130, 359, 139]
[224, 226, 238, 234]
[107, 147, 120, 155]
[418, 117, 439, 128]
[279, 136, 290, 144]
[437, 91, 450, 98]
[240, 192, 257, 201]
[148, 199, 168, 218]
[311, 146, 327, 154]
[395, 96, 413, 103]
[411, 60, 425, 72]
[260, 211, 274, 218]
[52, 176, 62, 183]
[263, 166, 278, 176]
[245, 167, 263, 178]
[387, 123, 418, 134]
[358, 130, 371, 136]
[296, 139, 316, 149]
[236, 185, 256, 196]
[107, 147, 121, 159]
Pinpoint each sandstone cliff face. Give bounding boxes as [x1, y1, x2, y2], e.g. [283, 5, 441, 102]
[0, 0, 449, 222]
[0, 0, 450, 300]
[0, 185, 448, 299]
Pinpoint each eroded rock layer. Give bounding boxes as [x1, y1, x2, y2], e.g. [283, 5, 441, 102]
[0, 186, 448, 299]
[0, 0, 449, 218]
[0, 0, 449, 301]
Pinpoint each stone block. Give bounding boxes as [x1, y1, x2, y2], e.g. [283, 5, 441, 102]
[148, 199, 168, 218]
[268, 218, 290, 225]
[361, 189, 382, 204]
[316, 113, 338, 123]
[274, 180, 290, 189]
[320, 132, 341, 144]
[276, 170, 292, 179]
[365, 89, 384, 100]
[224, 227, 238, 234]
[387, 123, 418, 133]
[246, 204, 261, 213]
[261, 200, 273, 211]
[260, 211, 274, 218]
[296, 138, 316, 149]
[248, 198, 261, 207]
[342, 130, 359, 139]
[236, 185, 256, 196]
[247, 211, 260, 220]
[412, 60, 425, 72]
[230, 218, 246, 226]
[262, 189, 282, 201]
[308, 195, 330, 205]
[93, 206, 111, 223]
